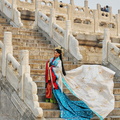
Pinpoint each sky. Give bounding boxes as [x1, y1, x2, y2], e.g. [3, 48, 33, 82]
[58, 0, 120, 14]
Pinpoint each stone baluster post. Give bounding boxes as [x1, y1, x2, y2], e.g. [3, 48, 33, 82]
[94, 10, 99, 33]
[70, 0, 74, 31]
[49, 8, 56, 38]
[97, 4, 101, 19]
[97, 4, 101, 10]
[12, 0, 17, 20]
[84, 0, 88, 17]
[117, 10, 120, 36]
[70, 0, 74, 5]
[19, 50, 30, 100]
[1, 0, 4, 12]
[109, 7, 112, 21]
[67, 4, 72, 20]
[2, 32, 13, 77]
[84, 0, 88, 8]
[116, 12, 120, 36]
[102, 29, 111, 65]
[34, 0, 39, 29]
[118, 10, 120, 14]
[32, 0, 35, 8]
[64, 20, 71, 50]
[54, 0, 58, 11]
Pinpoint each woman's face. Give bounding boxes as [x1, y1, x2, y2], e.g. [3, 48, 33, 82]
[54, 51, 60, 58]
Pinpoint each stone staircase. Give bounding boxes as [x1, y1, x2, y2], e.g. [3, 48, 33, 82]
[0, 12, 120, 120]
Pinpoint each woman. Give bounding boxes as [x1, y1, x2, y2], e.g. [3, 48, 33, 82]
[45, 48, 65, 103]
[45, 48, 115, 120]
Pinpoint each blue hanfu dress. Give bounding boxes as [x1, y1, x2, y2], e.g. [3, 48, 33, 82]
[47, 57, 115, 120]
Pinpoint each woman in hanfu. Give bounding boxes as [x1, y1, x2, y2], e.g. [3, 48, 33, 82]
[45, 48, 115, 120]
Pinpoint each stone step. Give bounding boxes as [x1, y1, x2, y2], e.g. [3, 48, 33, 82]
[31, 75, 45, 81]
[38, 92, 120, 103]
[12, 34, 45, 40]
[35, 80, 120, 89]
[30, 59, 71, 64]
[0, 23, 10, 26]
[46, 118, 65, 120]
[43, 109, 120, 118]
[38, 88, 120, 97]
[13, 49, 53, 56]
[45, 117, 120, 120]
[13, 46, 54, 52]
[0, 30, 39, 36]
[39, 94, 120, 109]
[43, 110, 60, 118]
[0, 26, 39, 35]
[13, 45, 53, 51]
[4, 29, 44, 38]
[29, 55, 53, 60]
[36, 81, 70, 89]
[30, 63, 77, 75]
[92, 116, 120, 120]
[114, 88, 120, 94]
[0, 17, 7, 23]
[115, 101, 120, 108]
[114, 82, 120, 88]
[12, 29, 41, 36]
[30, 63, 79, 70]
[11, 30, 42, 36]
[108, 108, 120, 116]
[13, 41, 54, 48]
[32, 73, 120, 83]
[37, 87, 70, 95]
[40, 102, 59, 110]
[37, 87, 120, 95]
[108, 116, 120, 120]
[113, 77, 120, 82]
[13, 39, 51, 46]
[31, 69, 45, 75]
[115, 95, 120, 101]
[38, 93, 81, 102]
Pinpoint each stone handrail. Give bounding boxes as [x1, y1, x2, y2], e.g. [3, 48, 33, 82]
[102, 29, 120, 70]
[0, 32, 43, 118]
[7, 53, 20, 70]
[4, 0, 120, 36]
[7, 0, 35, 10]
[35, 9, 82, 60]
[35, 0, 120, 37]
[0, 0, 23, 27]
[108, 42, 120, 70]
[37, 11, 50, 34]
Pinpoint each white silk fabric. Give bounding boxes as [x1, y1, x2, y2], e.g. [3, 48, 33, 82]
[53, 61, 115, 119]
[63, 65, 115, 119]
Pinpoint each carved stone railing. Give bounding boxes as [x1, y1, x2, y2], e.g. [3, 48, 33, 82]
[0, 32, 43, 118]
[3, 0, 120, 37]
[102, 29, 120, 70]
[0, 0, 23, 27]
[34, 0, 120, 37]
[7, 0, 35, 11]
[35, 8, 82, 60]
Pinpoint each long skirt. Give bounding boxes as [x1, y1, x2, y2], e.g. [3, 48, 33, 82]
[53, 88, 93, 120]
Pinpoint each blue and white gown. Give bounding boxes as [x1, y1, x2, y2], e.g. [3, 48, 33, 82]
[49, 57, 115, 120]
